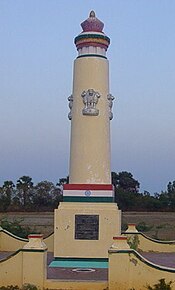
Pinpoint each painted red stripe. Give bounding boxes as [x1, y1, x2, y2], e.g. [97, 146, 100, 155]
[113, 236, 127, 240]
[28, 234, 43, 238]
[76, 42, 108, 50]
[63, 184, 113, 190]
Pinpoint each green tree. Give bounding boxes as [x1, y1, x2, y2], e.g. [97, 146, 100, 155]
[0, 181, 15, 211]
[57, 176, 69, 186]
[112, 171, 140, 210]
[32, 181, 62, 210]
[16, 176, 33, 209]
[167, 181, 175, 210]
[112, 171, 140, 193]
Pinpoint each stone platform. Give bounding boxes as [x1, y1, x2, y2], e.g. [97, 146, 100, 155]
[47, 252, 108, 280]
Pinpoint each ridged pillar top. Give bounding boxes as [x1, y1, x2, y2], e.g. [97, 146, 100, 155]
[74, 11, 110, 58]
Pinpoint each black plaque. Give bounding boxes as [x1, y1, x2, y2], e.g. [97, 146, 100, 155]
[75, 214, 99, 240]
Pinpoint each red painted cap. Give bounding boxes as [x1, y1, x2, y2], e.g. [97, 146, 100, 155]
[28, 234, 43, 239]
[81, 11, 104, 32]
[113, 236, 127, 240]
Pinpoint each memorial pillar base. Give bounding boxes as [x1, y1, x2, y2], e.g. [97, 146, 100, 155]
[54, 202, 121, 259]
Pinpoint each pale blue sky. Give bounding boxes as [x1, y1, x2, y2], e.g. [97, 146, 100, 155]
[0, 0, 175, 194]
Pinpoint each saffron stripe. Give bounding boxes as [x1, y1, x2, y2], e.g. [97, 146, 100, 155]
[63, 184, 113, 190]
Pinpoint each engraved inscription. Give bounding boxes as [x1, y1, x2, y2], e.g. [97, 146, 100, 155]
[75, 214, 99, 240]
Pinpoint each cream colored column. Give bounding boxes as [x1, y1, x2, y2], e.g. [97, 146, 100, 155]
[69, 56, 111, 184]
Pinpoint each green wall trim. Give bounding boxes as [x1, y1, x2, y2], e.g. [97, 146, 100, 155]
[50, 257, 108, 268]
[122, 231, 175, 245]
[63, 196, 114, 203]
[22, 249, 47, 253]
[0, 228, 28, 242]
[0, 248, 46, 264]
[44, 232, 54, 239]
[0, 249, 21, 263]
[77, 54, 107, 59]
[108, 249, 175, 273]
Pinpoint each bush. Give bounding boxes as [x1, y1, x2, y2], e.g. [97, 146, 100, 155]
[137, 221, 153, 232]
[146, 279, 173, 290]
[22, 284, 38, 290]
[0, 285, 38, 290]
[0, 218, 31, 238]
[0, 287, 19, 290]
[127, 234, 140, 250]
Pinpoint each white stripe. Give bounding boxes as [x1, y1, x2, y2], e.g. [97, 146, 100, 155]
[63, 190, 114, 197]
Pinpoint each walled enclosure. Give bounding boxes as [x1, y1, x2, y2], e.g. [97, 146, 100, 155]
[1, 232, 175, 289]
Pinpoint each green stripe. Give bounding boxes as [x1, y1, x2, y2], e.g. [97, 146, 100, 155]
[63, 196, 114, 202]
[49, 257, 108, 269]
[77, 54, 107, 59]
[74, 33, 110, 43]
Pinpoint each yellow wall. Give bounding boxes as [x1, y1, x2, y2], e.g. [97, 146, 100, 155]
[109, 250, 175, 290]
[0, 229, 27, 251]
[22, 250, 47, 287]
[0, 228, 54, 252]
[44, 280, 107, 290]
[69, 56, 111, 184]
[44, 233, 54, 252]
[0, 251, 23, 287]
[125, 232, 175, 252]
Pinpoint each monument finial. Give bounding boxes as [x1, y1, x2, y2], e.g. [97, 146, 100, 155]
[74, 10, 110, 56]
[80, 11, 104, 32]
[89, 10, 95, 18]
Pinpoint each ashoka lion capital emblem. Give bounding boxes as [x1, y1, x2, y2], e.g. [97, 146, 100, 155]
[81, 89, 100, 116]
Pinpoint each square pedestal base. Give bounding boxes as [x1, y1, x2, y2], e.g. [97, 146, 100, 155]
[54, 202, 121, 258]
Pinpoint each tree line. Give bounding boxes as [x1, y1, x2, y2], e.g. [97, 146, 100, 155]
[112, 171, 175, 211]
[0, 172, 175, 212]
[0, 176, 62, 212]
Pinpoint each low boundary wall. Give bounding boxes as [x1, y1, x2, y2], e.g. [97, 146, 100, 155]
[1, 235, 175, 289]
[0, 227, 54, 252]
[1, 224, 175, 254]
[123, 231, 175, 252]
[109, 247, 175, 290]
[122, 224, 175, 252]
